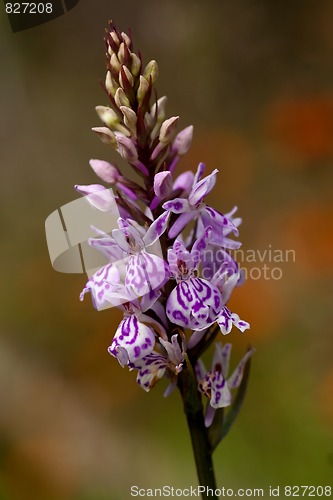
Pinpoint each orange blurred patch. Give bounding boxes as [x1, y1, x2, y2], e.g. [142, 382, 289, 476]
[228, 277, 283, 342]
[265, 95, 333, 163]
[2, 437, 76, 500]
[282, 202, 333, 275]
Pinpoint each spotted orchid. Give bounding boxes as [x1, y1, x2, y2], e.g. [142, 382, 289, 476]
[162, 163, 239, 242]
[108, 292, 167, 366]
[128, 333, 186, 394]
[166, 228, 223, 330]
[196, 343, 254, 427]
[56, 21, 255, 494]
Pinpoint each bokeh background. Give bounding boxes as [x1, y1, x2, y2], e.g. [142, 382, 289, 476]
[1, 0, 333, 498]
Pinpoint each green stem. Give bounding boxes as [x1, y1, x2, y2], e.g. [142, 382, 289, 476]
[178, 357, 218, 500]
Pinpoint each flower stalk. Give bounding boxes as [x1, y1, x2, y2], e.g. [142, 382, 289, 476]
[73, 20, 254, 497]
[178, 357, 218, 499]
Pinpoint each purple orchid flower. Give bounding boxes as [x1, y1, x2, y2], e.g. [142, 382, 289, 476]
[108, 294, 167, 366]
[128, 334, 186, 393]
[196, 342, 254, 427]
[212, 270, 250, 335]
[166, 228, 223, 330]
[80, 213, 170, 309]
[112, 213, 170, 297]
[162, 163, 239, 242]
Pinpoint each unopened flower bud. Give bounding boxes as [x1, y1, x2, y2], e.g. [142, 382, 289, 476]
[105, 71, 119, 96]
[159, 116, 179, 144]
[172, 125, 193, 156]
[110, 30, 120, 47]
[131, 53, 141, 77]
[95, 106, 118, 128]
[154, 171, 173, 198]
[110, 53, 121, 74]
[121, 31, 132, 48]
[75, 184, 115, 212]
[118, 42, 125, 63]
[119, 65, 134, 89]
[120, 106, 137, 136]
[115, 133, 138, 163]
[150, 96, 167, 121]
[137, 75, 149, 106]
[143, 60, 158, 84]
[89, 159, 121, 183]
[91, 126, 117, 146]
[115, 87, 131, 108]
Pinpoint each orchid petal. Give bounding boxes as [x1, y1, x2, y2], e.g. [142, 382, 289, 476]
[75, 184, 115, 212]
[173, 171, 195, 195]
[217, 307, 233, 335]
[168, 210, 197, 239]
[109, 315, 156, 363]
[193, 162, 206, 185]
[80, 264, 120, 309]
[153, 171, 173, 198]
[166, 278, 222, 330]
[227, 349, 254, 389]
[230, 312, 250, 333]
[126, 252, 168, 296]
[189, 169, 218, 206]
[144, 211, 170, 246]
[162, 198, 190, 214]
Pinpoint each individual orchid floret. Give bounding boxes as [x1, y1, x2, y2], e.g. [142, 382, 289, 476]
[112, 213, 170, 297]
[128, 334, 186, 393]
[108, 297, 167, 366]
[79, 213, 170, 310]
[212, 270, 250, 335]
[196, 342, 254, 427]
[151, 170, 195, 210]
[162, 163, 239, 241]
[80, 263, 123, 310]
[166, 228, 223, 330]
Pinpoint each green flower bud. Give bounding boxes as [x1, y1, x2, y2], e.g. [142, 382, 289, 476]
[110, 53, 121, 74]
[91, 126, 117, 146]
[159, 116, 179, 144]
[105, 71, 119, 96]
[143, 60, 158, 84]
[120, 106, 137, 136]
[131, 53, 141, 77]
[118, 42, 125, 64]
[150, 96, 167, 122]
[115, 87, 131, 108]
[121, 31, 132, 48]
[119, 65, 134, 89]
[95, 106, 118, 127]
[110, 30, 120, 47]
[137, 75, 149, 106]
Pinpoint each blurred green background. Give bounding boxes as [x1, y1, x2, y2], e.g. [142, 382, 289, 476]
[1, 0, 333, 498]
